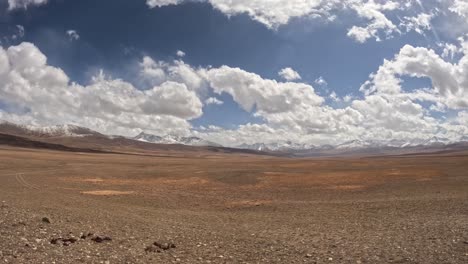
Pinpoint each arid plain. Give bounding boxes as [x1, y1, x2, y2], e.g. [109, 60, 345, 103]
[1, 146, 468, 263]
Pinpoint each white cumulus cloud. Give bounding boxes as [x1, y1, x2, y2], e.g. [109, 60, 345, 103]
[176, 50, 186, 57]
[361, 41, 468, 109]
[278, 67, 301, 81]
[314, 76, 328, 86]
[66, 30, 80, 41]
[205, 97, 223, 105]
[400, 12, 434, 35]
[146, 0, 183, 8]
[346, 0, 401, 43]
[0, 42, 203, 136]
[7, 0, 48, 10]
[449, 0, 468, 18]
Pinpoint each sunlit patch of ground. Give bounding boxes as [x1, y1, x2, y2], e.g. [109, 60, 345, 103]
[64, 176, 213, 187]
[80, 190, 134, 196]
[81, 178, 104, 183]
[327, 184, 366, 191]
[415, 177, 434, 182]
[225, 199, 273, 208]
[258, 171, 376, 189]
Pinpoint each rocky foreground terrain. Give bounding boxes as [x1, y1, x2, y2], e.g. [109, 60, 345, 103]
[0, 146, 468, 263]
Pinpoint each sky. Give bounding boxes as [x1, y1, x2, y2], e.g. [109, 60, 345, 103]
[0, 0, 467, 147]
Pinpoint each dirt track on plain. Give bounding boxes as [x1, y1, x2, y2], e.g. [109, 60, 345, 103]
[0, 147, 467, 263]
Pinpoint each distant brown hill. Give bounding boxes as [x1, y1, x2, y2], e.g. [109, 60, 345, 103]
[0, 122, 268, 156]
[0, 133, 107, 153]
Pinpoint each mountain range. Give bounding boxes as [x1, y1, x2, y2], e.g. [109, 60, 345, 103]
[134, 132, 222, 147]
[0, 121, 265, 156]
[0, 122, 102, 138]
[237, 137, 457, 152]
[0, 120, 467, 156]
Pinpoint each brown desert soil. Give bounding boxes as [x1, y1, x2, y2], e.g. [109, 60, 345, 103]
[0, 146, 467, 263]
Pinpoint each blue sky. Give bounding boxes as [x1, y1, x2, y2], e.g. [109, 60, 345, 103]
[0, 0, 467, 146]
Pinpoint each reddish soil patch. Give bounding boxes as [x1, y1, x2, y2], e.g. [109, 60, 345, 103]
[81, 190, 134, 196]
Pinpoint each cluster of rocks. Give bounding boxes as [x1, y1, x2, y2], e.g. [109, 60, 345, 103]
[35, 215, 181, 258]
[91, 235, 112, 243]
[41, 217, 112, 247]
[40, 216, 177, 256]
[50, 237, 78, 246]
[50, 232, 112, 246]
[145, 241, 176, 253]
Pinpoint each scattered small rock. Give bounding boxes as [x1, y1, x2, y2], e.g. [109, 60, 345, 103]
[80, 232, 94, 239]
[41, 217, 51, 224]
[145, 245, 161, 253]
[12, 221, 26, 227]
[91, 236, 112, 243]
[50, 237, 77, 246]
[305, 254, 313, 258]
[463, 241, 468, 245]
[154, 241, 176, 250]
[145, 241, 176, 253]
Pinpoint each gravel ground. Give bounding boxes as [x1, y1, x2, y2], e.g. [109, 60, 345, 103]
[0, 147, 467, 263]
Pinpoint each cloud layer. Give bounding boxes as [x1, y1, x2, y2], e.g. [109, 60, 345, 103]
[7, 0, 467, 44]
[1, 41, 467, 146]
[0, 43, 202, 136]
[144, 0, 462, 43]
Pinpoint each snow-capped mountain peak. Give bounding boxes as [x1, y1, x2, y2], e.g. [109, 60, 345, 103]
[335, 140, 372, 150]
[25, 124, 100, 137]
[237, 141, 318, 152]
[134, 132, 222, 147]
[0, 121, 101, 138]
